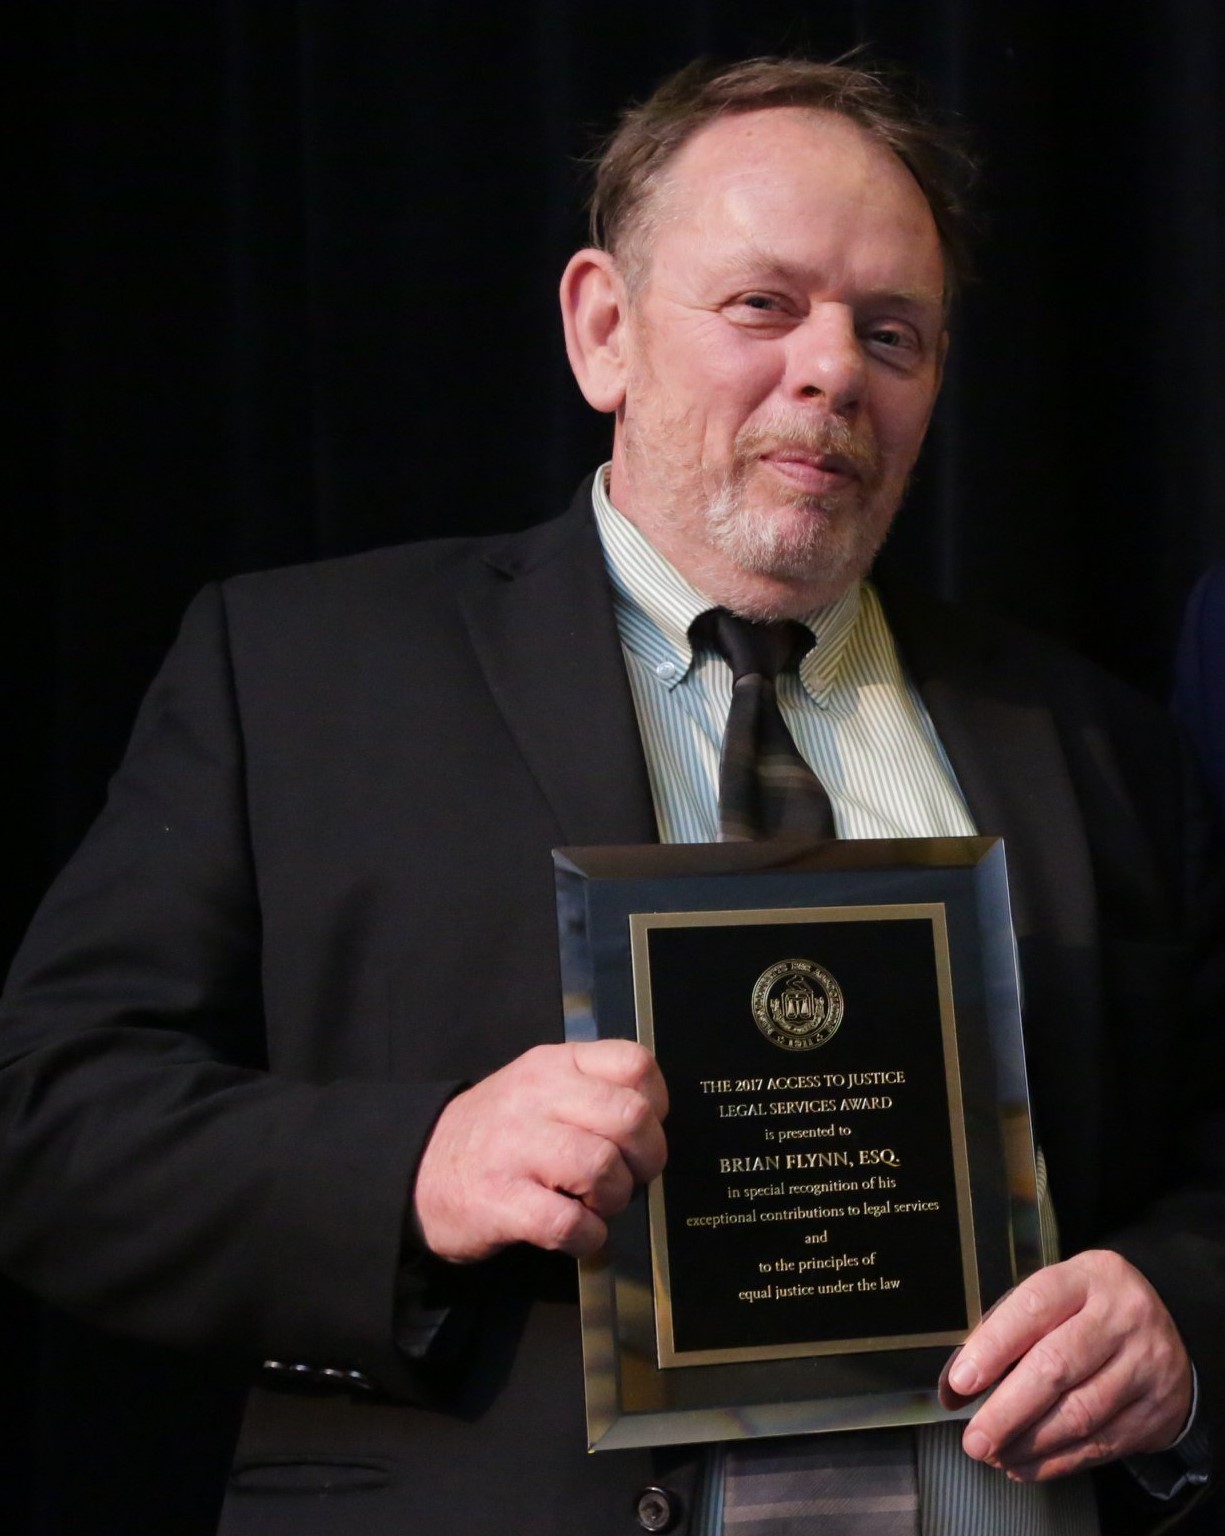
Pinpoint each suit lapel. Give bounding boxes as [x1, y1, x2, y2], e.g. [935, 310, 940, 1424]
[881, 584, 1094, 945]
[458, 483, 657, 848]
[880, 581, 1105, 1236]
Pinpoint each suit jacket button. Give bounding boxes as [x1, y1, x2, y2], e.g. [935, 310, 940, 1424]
[634, 1485, 680, 1532]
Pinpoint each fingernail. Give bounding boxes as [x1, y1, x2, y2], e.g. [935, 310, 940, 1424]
[963, 1429, 991, 1461]
[948, 1358, 979, 1394]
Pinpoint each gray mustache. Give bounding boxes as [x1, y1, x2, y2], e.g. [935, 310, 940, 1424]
[735, 417, 882, 481]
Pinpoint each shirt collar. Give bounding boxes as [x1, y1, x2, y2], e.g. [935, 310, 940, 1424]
[591, 464, 863, 707]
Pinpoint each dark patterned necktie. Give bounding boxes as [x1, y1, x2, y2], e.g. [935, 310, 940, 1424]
[719, 1431, 920, 1535]
[690, 609, 836, 842]
[693, 607, 920, 1532]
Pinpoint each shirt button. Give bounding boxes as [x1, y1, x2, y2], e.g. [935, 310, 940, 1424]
[655, 661, 678, 680]
[634, 1485, 681, 1532]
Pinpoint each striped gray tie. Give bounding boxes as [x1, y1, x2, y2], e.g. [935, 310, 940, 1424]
[722, 1430, 920, 1535]
[691, 609, 836, 842]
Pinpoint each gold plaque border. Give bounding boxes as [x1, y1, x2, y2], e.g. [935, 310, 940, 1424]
[629, 902, 980, 1369]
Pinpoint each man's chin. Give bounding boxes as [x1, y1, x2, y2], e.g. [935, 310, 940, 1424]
[707, 501, 872, 586]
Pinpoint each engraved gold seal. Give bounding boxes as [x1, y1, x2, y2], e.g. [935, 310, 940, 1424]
[751, 959, 844, 1052]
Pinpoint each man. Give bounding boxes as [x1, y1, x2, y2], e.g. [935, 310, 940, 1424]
[1, 57, 1221, 1536]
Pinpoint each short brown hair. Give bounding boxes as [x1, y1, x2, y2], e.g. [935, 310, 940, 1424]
[589, 56, 977, 303]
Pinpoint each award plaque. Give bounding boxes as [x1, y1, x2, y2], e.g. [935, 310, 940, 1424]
[553, 837, 1040, 1452]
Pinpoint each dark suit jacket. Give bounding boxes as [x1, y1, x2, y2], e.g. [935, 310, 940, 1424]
[2, 488, 1223, 1535]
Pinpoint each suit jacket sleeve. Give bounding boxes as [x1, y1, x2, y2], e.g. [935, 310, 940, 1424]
[0, 582, 456, 1397]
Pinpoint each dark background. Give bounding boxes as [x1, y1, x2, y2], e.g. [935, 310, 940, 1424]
[5, 0, 1225, 1528]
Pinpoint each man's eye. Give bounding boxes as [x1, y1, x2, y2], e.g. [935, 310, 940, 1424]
[864, 326, 924, 355]
[729, 293, 797, 326]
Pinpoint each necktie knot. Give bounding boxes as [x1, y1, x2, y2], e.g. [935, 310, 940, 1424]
[691, 609, 814, 686]
[689, 608, 833, 841]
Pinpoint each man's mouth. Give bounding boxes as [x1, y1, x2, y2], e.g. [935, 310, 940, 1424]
[759, 450, 860, 496]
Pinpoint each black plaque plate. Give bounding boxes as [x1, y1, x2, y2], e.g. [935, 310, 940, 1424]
[639, 903, 973, 1365]
[553, 838, 1040, 1452]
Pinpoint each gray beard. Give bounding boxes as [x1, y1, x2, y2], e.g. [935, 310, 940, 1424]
[701, 461, 898, 598]
[700, 409, 891, 586]
[620, 401, 902, 615]
[703, 479, 863, 583]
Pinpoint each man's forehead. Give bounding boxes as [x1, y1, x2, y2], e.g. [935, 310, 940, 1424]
[640, 107, 944, 302]
[662, 106, 903, 202]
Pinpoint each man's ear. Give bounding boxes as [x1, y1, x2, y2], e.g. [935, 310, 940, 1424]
[560, 248, 631, 413]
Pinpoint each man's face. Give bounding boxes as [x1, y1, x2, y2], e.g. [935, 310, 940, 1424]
[607, 108, 948, 617]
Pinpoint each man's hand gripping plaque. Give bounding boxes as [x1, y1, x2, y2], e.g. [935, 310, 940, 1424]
[413, 1040, 668, 1262]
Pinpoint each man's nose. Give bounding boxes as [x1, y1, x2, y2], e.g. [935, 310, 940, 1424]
[786, 305, 866, 413]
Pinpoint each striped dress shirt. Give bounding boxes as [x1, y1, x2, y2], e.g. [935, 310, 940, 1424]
[592, 472, 975, 845]
[590, 468, 1100, 1536]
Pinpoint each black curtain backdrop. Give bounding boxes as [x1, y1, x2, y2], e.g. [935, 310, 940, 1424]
[5, 1, 1225, 1529]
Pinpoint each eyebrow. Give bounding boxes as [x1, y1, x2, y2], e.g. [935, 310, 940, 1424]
[715, 254, 943, 312]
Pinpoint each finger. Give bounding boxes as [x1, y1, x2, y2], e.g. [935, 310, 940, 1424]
[542, 1123, 636, 1218]
[508, 1179, 610, 1257]
[613, 1103, 667, 1185]
[551, 1070, 668, 1183]
[947, 1264, 1088, 1399]
[993, 1342, 1192, 1470]
[988, 1349, 1136, 1467]
[574, 1039, 670, 1121]
[962, 1313, 1115, 1460]
[590, 1104, 666, 1187]
[939, 1289, 1015, 1409]
[998, 1396, 1155, 1483]
[415, 1159, 609, 1263]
